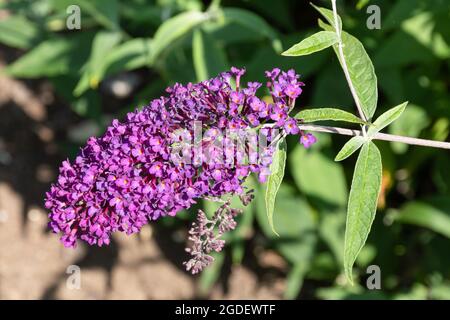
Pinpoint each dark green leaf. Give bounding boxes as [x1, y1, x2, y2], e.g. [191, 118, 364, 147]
[221, 7, 282, 53]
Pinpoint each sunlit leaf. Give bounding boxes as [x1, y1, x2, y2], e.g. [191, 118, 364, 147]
[265, 138, 287, 235]
[335, 136, 366, 161]
[295, 108, 366, 124]
[151, 10, 206, 62]
[282, 31, 338, 56]
[368, 102, 408, 136]
[5, 33, 94, 77]
[74, 31, 122, 96]
[344, 141, 382, 283]
[390, 197, 450, 239]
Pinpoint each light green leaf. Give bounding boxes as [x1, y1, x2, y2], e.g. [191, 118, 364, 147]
[282, 31, 338, 56]
[221, 7, 282, 53]
[74, 31, 122, 96]
[319, 210, 346, 266]
[388, 104, 429, 154]
[0, 16, 41, 49]
[335, 32, 378, 120]
[311, 3, 342, 32]
[368, 101, 408, 136]
[290, 142, 348, 207]
[317, 19, 378, 120]
[335, 136, 366, 161]
[103, 38, 153, 76]
[192, 28, 228, 81]
[265, 138, 287, 236]
[151, 10, 206, 62]
[5, 33, 93, 78]
[390, 197, 450, 239]
[344, 141, 382, 283]
[295, 108, 366, 124]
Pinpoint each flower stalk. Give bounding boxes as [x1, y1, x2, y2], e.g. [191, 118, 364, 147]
[296, 124, 450, 150]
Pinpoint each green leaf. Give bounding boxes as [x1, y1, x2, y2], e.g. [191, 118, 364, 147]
[265, 138, 287, 236]
[103, 38, 153, 76]
[311, 3, 342, 32]
[290, 142, 348, 207]
[256, 184, 317, 264]
[295, 108, 366, 124]
[318, 19, 378, 120]
[74, 31, 122, 96]
[76, 0, 119, 30]
[192, 28, 228, 81]
[368, 102, 408, 136]
[335, 32, 378, 120]
[199, 252, 224, 295]
[390, 197, 450, 239]
[344, 141, 382, 283]
[282, 31, 338, 56]
[319, 210, 346, 266]
[335, 136, 366, 161]
[5, 33, 94, 78]
[388, 104, 429, 154]
[0, 15, 41, 49]
[285, 263, 307, 299]
[151, 10, 206, 62]
[221, 7, 282, 53]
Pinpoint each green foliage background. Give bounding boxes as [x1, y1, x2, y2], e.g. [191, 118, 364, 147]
[1, 0, 449, 299]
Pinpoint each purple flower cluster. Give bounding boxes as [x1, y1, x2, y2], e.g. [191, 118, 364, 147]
[45, 67, 314, 248]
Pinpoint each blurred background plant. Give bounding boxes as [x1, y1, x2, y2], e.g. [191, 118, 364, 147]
[0, 0, 449, 299]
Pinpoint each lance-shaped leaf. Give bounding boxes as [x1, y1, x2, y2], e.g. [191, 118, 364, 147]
[318, 18, 378, 120]
[389, 197, 450, 239]
[265, 138, 287, 236]
[282, 31, 338, 56]
[311, 3, 342, 32]
[368, 101, 408, 136]
[335, 136, 366, 161]
[192, 28, 228, 81]
[74, 31, 122, 96]
[344, 141, 382, 283]
[151, 10, 206, 62]
[0, 16, 41, 49]
[336, 32, 378, 120]
[102, 38, 153, 77]
[295, 108, 366, 124]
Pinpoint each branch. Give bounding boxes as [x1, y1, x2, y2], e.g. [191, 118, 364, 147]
[331, 0, 368, 124]
[298, 124, 450, 150]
